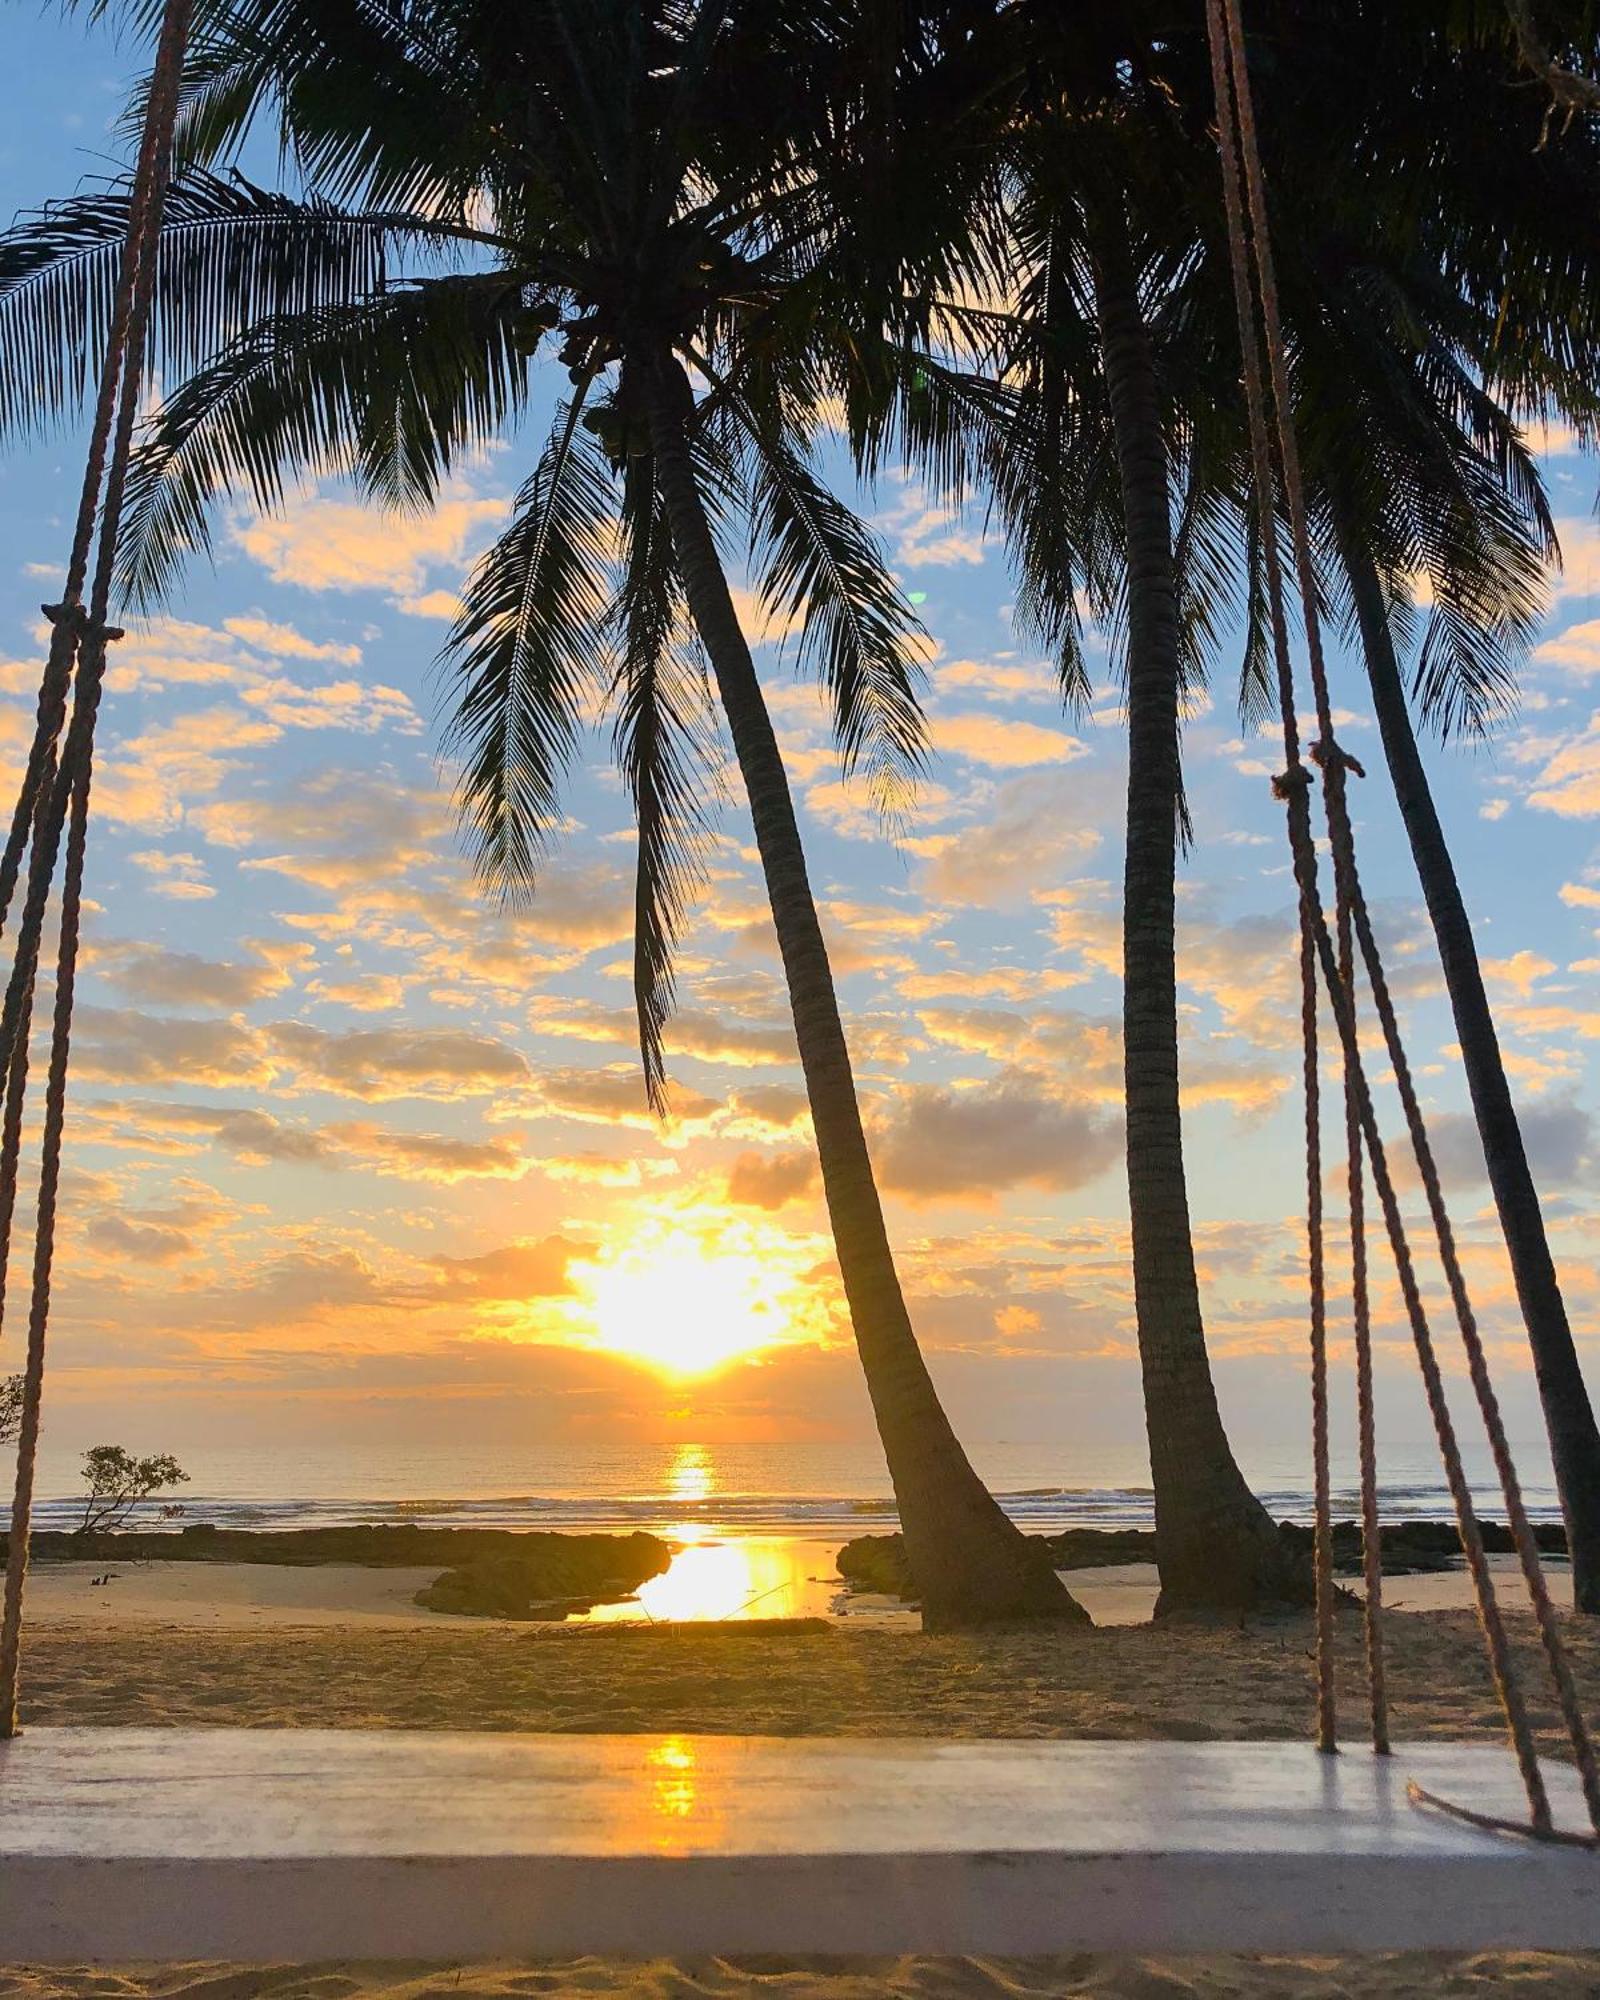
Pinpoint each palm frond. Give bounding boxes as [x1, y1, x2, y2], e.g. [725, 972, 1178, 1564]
[0, 170, 471, 442]
[116, 273, 534, 605]
[445, 392, 616, 897]
[742, 429, 927, 801]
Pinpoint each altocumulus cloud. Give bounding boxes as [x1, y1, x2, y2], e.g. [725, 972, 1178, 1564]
[874, 1068, 1122, 1202]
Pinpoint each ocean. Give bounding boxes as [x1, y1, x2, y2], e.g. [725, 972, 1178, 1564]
[16, 1435, 1567, 1539]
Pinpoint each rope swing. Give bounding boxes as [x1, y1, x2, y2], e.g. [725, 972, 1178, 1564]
[1207, 0, 1600, 1843]
[0, 0, 193, 1738]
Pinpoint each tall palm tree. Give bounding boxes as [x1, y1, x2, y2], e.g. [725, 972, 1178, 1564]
[926, 31, 1312, 1612]
[0, 0, 1082, 1628]
[1259, 3, 1600, 1605]
[861, 0, 1600, 1609]
[1073, 4, 1600, 1610]
[822, 7, 1319, 1612]
[1087, 192, 1307, 1612]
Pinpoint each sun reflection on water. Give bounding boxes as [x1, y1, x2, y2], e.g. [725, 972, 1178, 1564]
[586, 1441, 834, 1623]
[647, 1735, 698, 1822]
[668, 1442, 713, 1507]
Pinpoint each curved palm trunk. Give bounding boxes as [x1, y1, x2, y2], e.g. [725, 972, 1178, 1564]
[643, 350, 1085, 1631]
[1344, 543, 1600, 1612]
[1091, 211, 1307, 1615]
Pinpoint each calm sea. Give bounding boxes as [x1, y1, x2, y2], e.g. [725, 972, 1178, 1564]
[14, 1436, 1566, 1537]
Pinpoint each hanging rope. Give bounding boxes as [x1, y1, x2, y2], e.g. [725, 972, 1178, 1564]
[1342, 890, 1389, 1755]
[1207, 0, 1600, 1841]
[0, 0, 192, 1739]
[1200, 0, 1337, 1755]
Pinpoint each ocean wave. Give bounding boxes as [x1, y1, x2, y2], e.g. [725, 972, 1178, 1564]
[14, 1470, 1566, 1539]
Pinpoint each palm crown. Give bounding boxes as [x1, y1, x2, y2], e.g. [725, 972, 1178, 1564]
[0, 0, 927, 1103]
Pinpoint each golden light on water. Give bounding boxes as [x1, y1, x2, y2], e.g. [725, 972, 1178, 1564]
[647, 1736, 699, 1822]
[566, 1212, 824, 1378]
[584, 1442, 832, 1623]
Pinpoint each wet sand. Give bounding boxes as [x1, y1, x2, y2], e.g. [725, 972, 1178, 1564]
[15, 1550, 1574, 1630]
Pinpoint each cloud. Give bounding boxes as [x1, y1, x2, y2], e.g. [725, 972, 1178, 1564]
[222, 615, 362, 665]
[96, 706, 282, 832]
[1549, 518, 1600, 601]
[911, 772, 1108, 903]
[719, 1085, 813, 1138]
[265, 1022, 529, 1102]
[525, 1065, 718, 1132]
[875, 1068, 1122, 1203]
[71, 1007, 277, 1090]
[1534, 617, 1600, 677]
[536, 998, 798, 1071]
[193, 766, 449, 872]
[935, 658, 1058, 699]
[898, 966, 1085, 1002]
[1526, 713, 1600, 818]
[74, 1098, 530, 1183]
[877, 483, 987, 569]
[68, 1007, 531, 1104]
[126, 849, 216, 900]
[541, 1152, 679, 1188]
[241, 676, 420, 736]
[329, 1123, 530, 1183]
[1483, 951, 1556, 999]
[90, 939, 299, 1010]
[926, 713, 1081, 769]
[726, 1150, 820, 1210]
[231, 483, 510, 598]
[395, 589, 462, 621]
[1397, 1099, 1596, 1192]
[428, 1235, 595, 1302]
[84, 1213, 200, 1266]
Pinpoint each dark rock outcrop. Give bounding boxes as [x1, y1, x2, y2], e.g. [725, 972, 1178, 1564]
[1, 1523, 672, 1573]
[838, 1517, 1572, 1600]
[414, 1533, 671, 1620]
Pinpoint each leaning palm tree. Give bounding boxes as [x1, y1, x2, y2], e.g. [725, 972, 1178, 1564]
[0, 0, 1081, 1628]
[1257, 2, 1600, 1607]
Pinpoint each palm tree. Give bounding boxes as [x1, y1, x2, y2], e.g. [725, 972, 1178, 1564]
[1341, 541, 1600, 1613]
[1087, 195, 1308, 1612]
[902, 29, 1312, 1612]
[822, 9, 1313, 1612]
[0, 0, 1082, 1628]
[861, 0, 1600, 1610]
[1082, 4, 1600, 1610]
[1260, 4, 1600, 1606]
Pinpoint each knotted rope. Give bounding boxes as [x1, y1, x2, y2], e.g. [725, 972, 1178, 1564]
[0, 0, 192, 1738]
[1207, 0, 1600, 1841]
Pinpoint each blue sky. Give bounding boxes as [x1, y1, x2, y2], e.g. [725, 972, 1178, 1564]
[3, 1, 1600, 1487]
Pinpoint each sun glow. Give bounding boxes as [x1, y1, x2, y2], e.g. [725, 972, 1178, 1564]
[567, 1214, 824, 1378]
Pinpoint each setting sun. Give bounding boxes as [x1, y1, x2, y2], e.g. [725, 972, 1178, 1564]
[567, 1215, 827, 1378]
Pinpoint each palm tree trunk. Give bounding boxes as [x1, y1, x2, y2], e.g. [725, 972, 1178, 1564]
[1091, 209, 1307, 1615]
[642, 349, 1085, 1630]
[1344, 542, 1600, 1612]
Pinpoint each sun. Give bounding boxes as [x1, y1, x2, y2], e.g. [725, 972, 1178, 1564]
[568, 1214, 822, 1378]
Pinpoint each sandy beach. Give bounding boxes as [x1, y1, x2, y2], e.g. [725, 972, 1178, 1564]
[9, 1589, 1600, 1995]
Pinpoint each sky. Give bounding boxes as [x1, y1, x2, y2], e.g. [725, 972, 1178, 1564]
[2, 4, 1600, 1488]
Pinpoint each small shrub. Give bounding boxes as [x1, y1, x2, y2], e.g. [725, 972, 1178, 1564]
[76, 1444, 189, 1534]
[0, 1375, 22, 1449]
